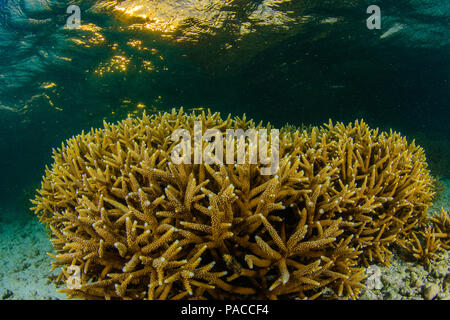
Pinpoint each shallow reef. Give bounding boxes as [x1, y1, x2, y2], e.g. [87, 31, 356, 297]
[31, 109, 449, 299]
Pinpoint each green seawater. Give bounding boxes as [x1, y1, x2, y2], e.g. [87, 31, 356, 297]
[0, 0, 449, 218]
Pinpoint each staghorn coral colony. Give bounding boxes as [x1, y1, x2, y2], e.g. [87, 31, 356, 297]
[31, 109, 448, 300]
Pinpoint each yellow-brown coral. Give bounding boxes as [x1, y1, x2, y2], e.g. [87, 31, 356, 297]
[397, 208, 449, 264]
[31, 108, 436, 300]
[398, 227, 442, 265]
[431, 209, 450, 250]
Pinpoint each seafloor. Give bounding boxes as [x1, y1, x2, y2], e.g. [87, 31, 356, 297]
[1, 180, 449, 300]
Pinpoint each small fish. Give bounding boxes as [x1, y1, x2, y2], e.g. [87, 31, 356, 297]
[188, 107, 205, 112]
[41, 82, 56, 89]
[380, 23, 404, 39]
[0, 104, 17, 112]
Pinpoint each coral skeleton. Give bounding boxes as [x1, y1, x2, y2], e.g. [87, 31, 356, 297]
[31, 108, 439, 299]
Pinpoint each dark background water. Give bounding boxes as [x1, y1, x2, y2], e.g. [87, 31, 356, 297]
[0, 0, 448, 217]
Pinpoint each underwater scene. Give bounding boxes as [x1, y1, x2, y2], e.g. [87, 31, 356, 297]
[0, 0, 449, 301]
